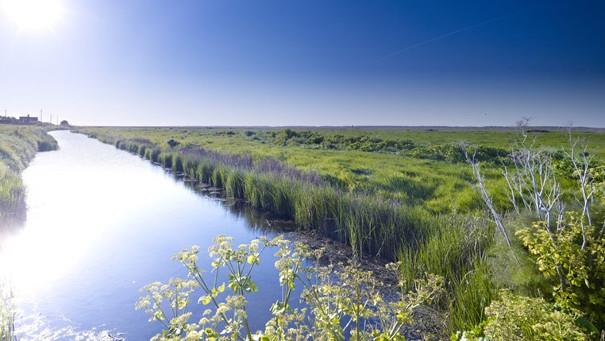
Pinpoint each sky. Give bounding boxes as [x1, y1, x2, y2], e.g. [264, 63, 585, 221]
[0, 0, 604, 127]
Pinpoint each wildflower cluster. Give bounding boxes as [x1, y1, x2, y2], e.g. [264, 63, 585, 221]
[136, 235, 443, 340]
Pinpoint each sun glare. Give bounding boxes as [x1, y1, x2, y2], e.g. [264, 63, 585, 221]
[1, 0, 65, 32]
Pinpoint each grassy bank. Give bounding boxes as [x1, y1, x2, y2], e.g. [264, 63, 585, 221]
[0, 125, 58, 226]
[77, 126, 604, 333]
[1, 124, 57, 339]
[87, 129, 436, 260]
[78, 126, 605, 213]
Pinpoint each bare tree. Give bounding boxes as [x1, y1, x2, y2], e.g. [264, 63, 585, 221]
[502, 166, 519, 214]
[466, 123, 602, 292]
[463, 145, 512, 247]
[567, 132, 595, 249]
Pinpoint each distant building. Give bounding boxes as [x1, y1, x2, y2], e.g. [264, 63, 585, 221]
[18, 115, 39, 124]
[0, 116, 18, 124]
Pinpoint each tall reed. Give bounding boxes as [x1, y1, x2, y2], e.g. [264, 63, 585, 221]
[448, 260, 494, 331]
[103, 137, 434, 260]
[400, 215, 494, 331]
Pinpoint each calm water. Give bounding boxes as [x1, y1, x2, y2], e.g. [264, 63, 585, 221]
[0, 131, 290, 340]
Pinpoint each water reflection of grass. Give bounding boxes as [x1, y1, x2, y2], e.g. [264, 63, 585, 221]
[182, 180, 297, 233]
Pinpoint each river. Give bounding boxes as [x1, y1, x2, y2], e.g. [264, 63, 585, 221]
[0, 130, 292, 340]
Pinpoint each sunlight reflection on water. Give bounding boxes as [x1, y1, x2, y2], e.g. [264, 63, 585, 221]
[0, 130, 284, 339]
[2, 133, 170, 296]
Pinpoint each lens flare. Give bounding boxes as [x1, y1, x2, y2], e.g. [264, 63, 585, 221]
[1, 0, 66, 32]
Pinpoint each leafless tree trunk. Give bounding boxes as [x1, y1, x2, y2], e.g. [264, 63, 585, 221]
[503, 147, 563, 235]
[463, 147, 512, 247]
[567, 135, 595, 249]
[502, 166, 519, 214]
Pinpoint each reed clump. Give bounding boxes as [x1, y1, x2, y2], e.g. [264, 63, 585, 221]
[400, 215, 494, 330]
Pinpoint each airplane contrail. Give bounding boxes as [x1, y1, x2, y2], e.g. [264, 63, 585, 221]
[379, 15, 506, 61]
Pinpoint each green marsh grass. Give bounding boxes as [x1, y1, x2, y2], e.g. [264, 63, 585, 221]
[400, 215, 494, 330]
[223, 169, 245, 198]
[76, 126, 605, 213]
[448, 260, 494, 331]
[97, 133, 436, 260]
[160, 153, 173, 169]
[76, 126, 605, 333]
[172, 154, 184, 173]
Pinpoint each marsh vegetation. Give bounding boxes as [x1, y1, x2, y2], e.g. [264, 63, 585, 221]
[75, 126, 605, 339]
[2, 124, 603, 339]
[0, 125, 57, 228]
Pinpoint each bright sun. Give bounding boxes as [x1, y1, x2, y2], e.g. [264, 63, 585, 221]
[1, 0, 66, 32]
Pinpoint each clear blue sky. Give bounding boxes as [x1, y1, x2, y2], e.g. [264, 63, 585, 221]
[1, 0, 604, 126]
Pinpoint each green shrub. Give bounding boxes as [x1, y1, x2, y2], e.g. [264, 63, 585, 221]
[456, 290, 589, 341]
[516, 212, 605, 329]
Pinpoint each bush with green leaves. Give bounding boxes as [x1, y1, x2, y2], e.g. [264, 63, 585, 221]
[461, 134, 605, 339]
[516, 212, 605, 331]
[136, 235, 444, 340]
[456, 290, 588, 341]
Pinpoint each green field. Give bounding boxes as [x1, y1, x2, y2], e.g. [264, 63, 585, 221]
[78, 126, 605, 213]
